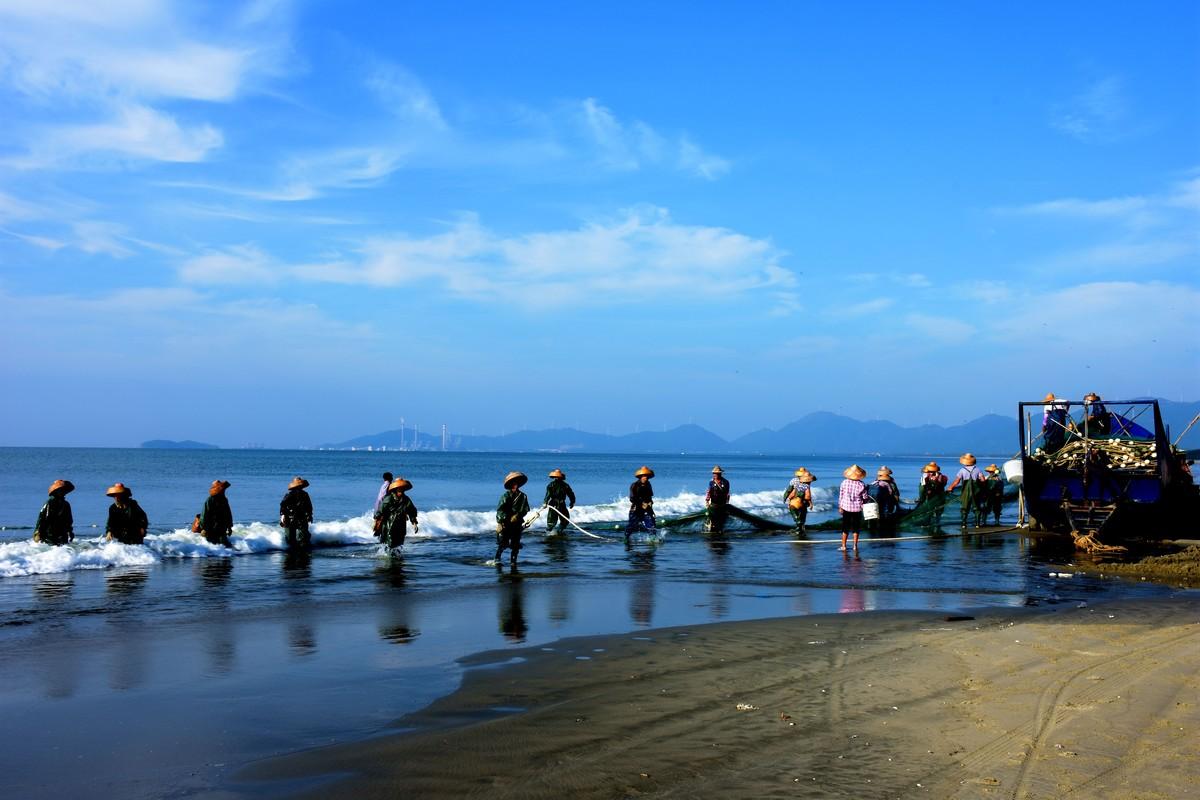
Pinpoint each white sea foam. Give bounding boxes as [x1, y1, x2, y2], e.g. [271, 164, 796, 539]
[0, 537, 158, 578]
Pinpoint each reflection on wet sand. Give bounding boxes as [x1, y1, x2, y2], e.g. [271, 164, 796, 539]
[33, 575, 73, 603]
[706, 532, 732, 619]
[289, 622, 317, 658]
[543, 535, 569, 565]
[838, 548, 869, 613]
[548, 579, 570, 624]
[498, 571, 527, 642]
[199, 558, 234, 589]
[626, 541, 657, 627]
[106, 566, 150, 598]
[375, 556, 409, 590]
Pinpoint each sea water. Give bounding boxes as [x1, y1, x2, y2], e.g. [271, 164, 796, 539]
[0, 448, 1191, 798]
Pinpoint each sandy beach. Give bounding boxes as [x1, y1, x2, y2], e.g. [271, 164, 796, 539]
[243, 599, 1200, 799]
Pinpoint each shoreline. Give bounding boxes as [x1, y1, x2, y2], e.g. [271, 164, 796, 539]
[239, 597, 1200, 798]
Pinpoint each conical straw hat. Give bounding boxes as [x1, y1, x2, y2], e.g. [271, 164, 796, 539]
[288, 476, 309, 490]
[711, 465, 724, 474]
[388, 477, 413, 492]
[923, 462, 941, 473]
[877, 466, 892, 477]
[959, 453, 977, 466]
[209, 480, 231, 496]
[106, 482, 132, 497]
[48, 479, 75, 496]
[503, 471, 527, 489]
[635, 466, 654, 478]
[548, 469, 565, 479]
[843, 464, 866, 480]
[985, 464, 1000, 473]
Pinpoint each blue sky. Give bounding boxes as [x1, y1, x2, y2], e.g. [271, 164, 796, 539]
[1, 0, 1197, 447]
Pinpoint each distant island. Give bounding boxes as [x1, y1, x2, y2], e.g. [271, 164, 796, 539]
[141, 439, 219, 450]
[322, 398, 1200, 456]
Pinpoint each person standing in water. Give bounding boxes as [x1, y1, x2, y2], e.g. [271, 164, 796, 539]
[918, 462, 948, 527]
[947, 453, 986, 530]
[871, 466, 901, 533]
[34, 479, 75, 546]
[783, 469, 814, 531]
[280, 476, 314, 550]
[838, 465, 869, 551]
[105, 483, 149, 545]
[543, 469, 576, 536]
[495, 471, 530, 564]
[627, 466, 656, 536]
[199, 480, 234, 547]
[983, 464, 1005, 526]
[375, 477, 418, 549]
[705, 466, 731, 533]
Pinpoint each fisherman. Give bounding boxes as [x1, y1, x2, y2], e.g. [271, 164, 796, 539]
[375, 472, 393, 515]
[34, 479, 75, 545]
[871, 466, 901, 532]
[279, 476, 314, 550]
[375, 477, 418, 549]
[947, 453, 986, 530]
[199, 480, 234, 547]
[105, 483, 149, 545]
[495, 471, 530, 564]
[1083, 392, 1110, 436]
[543, 469, 576, 536]
[983, 464, 1005, 526]
[627, 466, 656, 536]
[917, 462, 948, 527]
[783, 468, 815, 531]
[1041, 392, 1069, 454]
[705, 466, 731, 533]
[838, 465, 870, 551]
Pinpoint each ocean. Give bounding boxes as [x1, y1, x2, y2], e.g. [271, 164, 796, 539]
[0, 447, 1190, 798]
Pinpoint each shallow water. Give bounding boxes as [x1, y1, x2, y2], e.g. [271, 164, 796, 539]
[0, 448, 1191, 798]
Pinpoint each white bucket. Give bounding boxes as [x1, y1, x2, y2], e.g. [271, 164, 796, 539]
[862, 502, 880, 521]
[1003, 458, 1023, 485]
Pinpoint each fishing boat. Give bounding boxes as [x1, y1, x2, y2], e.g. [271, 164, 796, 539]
[1012, 398, 1198, 549]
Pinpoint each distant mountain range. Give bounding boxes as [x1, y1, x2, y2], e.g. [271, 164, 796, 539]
[325, 399, 1200, 455]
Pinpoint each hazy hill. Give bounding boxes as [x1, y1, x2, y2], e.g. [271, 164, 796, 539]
[141, 439, 219, 450]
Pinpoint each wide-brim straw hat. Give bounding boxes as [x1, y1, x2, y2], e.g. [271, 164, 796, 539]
[209, 479, 231, 496]
[635, 466, 655, 478]
[959, 453, 977, 466]
[48, 479, 75, 496]
[106, 482, 132, 497]
[985, 464, 1000, 473]
[548, 469, 565, 479]
[877, 466, 892, 477]
[388, 477, 413, 492]
[843, 464, 867, 480]
[288, 476, 309, 490]
[503, 471, 528, 489]
[711, 465, 724, 474]
[923, 462, 941, 473]
[798, 474, 816, 483]
[794, 468, 808, 478]
[1084, 392, 1100, 402]
[1043, 392, 1056, 402]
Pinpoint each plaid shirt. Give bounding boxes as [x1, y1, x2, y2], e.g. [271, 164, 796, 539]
[838, 478, 868, 512]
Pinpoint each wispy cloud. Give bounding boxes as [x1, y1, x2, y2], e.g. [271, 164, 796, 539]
[0, 0, 286, 167]
[1050, 76, 1136, 143]
[182, 207, 794, 310]
[576, 98, 729, 179]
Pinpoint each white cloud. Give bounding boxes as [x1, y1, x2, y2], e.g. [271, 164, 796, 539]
[366, 62, 447, 130]
[179, 243, 279, 284]
[227, 208, 793, 309]
[0, 0, 285, 166]
[0, 226, 65, 250]
[903, 313, 975, 339]
[71, 220, 134, 257]
[1050, 76, 1130, 142]
[575, 98, 729, 179]
[843, 298, 894, 316]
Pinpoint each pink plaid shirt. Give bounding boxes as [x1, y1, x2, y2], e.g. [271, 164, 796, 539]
[838, 478, 869, 512]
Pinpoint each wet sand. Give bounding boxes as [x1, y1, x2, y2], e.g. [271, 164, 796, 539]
[1085, 545, 1200, 587]
[242, 599, 1200, 799]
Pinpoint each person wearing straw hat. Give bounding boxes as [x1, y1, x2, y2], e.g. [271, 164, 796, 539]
[783, 469, 814, 531]
[199, 480, 234, 547]
[705, 466, 731, 533]
[1041, 392, 1070, 454]
[279, 477, 314, 550]
[917, 462, 948, 528]
[543, 469, 576, 537]
[34, 479, 75, 545]
[495, 471, 530, 564]
[982, 464, 1004, 526]
[870, 467, 901, 533]
[948, 453, 986, 530]
[105, 483, 149, 545]
[375, 477, 418, 549]
[627, 466, 656, 536]
[837, 465, 869, 551]
[1083, 392, 1111, 436]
